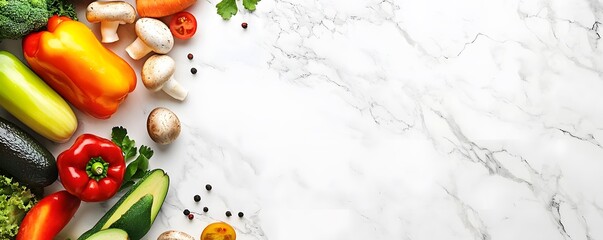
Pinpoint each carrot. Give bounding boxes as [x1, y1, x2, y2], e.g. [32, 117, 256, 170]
[136, 0, 197, 17]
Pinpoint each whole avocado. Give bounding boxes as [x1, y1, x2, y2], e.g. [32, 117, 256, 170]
[0, 0, 77, 40]
[0, 116, 57, 188]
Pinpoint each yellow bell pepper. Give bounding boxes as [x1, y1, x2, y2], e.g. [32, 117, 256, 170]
[23, 15, 137, 119]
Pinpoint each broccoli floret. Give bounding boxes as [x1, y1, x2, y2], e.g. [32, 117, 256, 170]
[0, 175, 37, 239]
[0, 0, 49, 39]
[0, 0, 77, 40]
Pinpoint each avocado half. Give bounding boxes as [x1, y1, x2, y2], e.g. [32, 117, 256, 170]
[84, 228, 129, 240]
[78, 169, 169, 240]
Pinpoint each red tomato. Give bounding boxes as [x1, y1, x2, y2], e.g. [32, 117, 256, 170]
[170, 12, 197, 40]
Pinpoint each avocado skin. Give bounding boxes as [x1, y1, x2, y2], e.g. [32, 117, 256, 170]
[109, 194, 153, 240]
[0, 117, 57, 188]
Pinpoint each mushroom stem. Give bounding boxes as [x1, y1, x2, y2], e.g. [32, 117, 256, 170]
[100, 21, 121, 43]
[162, 76, 188, 101]
[125, 37, 153, 60]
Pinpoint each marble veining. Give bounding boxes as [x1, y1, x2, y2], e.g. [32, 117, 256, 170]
[1, 0, 603, 239]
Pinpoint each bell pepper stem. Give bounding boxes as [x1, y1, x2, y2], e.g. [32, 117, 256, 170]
[86, 157, 109, 181]
[92, 162, 104, 175]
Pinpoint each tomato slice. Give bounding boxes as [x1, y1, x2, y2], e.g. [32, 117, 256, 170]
[169, 12, 197, 40]
[201, 222, 236, 240]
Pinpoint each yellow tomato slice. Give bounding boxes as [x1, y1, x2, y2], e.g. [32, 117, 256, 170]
[201, 222, 236, 240]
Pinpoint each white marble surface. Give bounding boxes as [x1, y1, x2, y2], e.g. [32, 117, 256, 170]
[2, 0, 603, 239]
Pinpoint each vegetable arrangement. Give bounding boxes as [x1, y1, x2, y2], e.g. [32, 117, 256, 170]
[0, 0, 247, 238]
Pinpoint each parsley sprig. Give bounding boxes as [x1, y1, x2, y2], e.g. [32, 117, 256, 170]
[111, 126, 154, 190]
[217, 0, 261, 20]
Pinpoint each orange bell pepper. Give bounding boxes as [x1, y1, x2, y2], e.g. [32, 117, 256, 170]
[23, 15, 136, 119]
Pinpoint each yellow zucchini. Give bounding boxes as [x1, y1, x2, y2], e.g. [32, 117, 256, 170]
[0, 51, 76, 142]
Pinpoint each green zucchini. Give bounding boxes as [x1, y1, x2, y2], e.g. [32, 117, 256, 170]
[0, 50, 77, 143]
[0, 116, 57, 188]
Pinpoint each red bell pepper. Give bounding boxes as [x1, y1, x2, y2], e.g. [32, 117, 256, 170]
[57, 134, 126, 202]
[16, 190, 81, 240]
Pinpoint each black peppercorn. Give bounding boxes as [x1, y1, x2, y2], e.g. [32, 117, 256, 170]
[238, 212, 244, 217]
[205, 184, 212, 191]
[183, 209, 190, 215]
[191, 68, 197, 74]
[194, 195, 201, 202]
[203, 207, 209, 212]
[225, 211, 232, 217]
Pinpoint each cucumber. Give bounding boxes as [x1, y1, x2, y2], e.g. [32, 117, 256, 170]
[78, 169, 169, 240]
[83, 228, 128, 240]
[0, 116, 57, 188]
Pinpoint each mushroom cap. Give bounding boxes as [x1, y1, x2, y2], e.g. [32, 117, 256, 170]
[157, 230, 195, 240]
[141, 55, 176, 91]
[86, 1, 136, 23]
[135, 18, 174, 54]
[147, 107, 181, 145]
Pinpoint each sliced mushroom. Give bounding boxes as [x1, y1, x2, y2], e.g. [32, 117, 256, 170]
[86, 1, 136, 43]
[141, 55, 187, 101]
[147, 107, 181, 145]
[157, 230, 195, 240]
[126, 18, 174, 60]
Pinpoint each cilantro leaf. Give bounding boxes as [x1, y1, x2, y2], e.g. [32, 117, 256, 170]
[138, 145, 154, 160]
[123, 160, 138, 182]
[122, 147, 151, 181]
[243, 0, 260, 11]
[131, 146, 152, 179]
[217, 0, 238, 20]
[111, 127, 154, 191]
[111, 126, 137, 160]
[111, 126, 127, 145]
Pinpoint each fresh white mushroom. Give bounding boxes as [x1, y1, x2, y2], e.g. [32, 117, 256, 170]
[157, 230, 195, 240]
[147, 107, 181, 145]
[142, 55, 188, 101]
[86, 1, 136, 43]
[126, 18, 174, 60]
